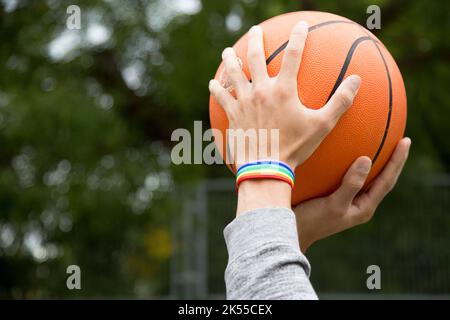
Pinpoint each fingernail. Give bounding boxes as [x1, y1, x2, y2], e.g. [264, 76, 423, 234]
[404, 137, 412, 148]
[348, 75, 361, 92]
[297, 20, 309, 30]
[249, 25, 261, 33]
[357, 157, 372, 174]
[222, 47, 232, 58]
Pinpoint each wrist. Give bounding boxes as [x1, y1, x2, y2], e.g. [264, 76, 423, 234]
[236, 159, 295, 190]
[279, 150, 298, 173]
[236, 158, 297, 173]
[237, 179, 292, 216]
[282, 158, 297, 174]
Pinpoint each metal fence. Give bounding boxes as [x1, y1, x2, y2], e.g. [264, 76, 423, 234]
[170, 176, 450, 299]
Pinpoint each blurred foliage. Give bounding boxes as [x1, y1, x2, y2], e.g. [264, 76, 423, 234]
[0, 0, 449, 298]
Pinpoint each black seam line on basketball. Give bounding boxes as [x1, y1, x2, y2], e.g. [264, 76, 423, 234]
[265, 20, 381, 66]
[370, 40, 393, 164]
[325, 36, 372, 101]
[325, 35, 391, 165]
[355, 25, 393, 164]
[265, 20, 354, 65]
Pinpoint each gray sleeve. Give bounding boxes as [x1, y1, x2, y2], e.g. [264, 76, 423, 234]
[223, 207, 318, 300]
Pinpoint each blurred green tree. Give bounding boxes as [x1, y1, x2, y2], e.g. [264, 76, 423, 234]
[0, 0, 449, 298]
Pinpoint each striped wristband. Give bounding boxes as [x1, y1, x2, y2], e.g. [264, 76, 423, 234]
[236, 160, 295, 189]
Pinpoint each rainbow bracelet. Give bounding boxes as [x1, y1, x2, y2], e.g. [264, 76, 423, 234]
[236, 160, 295, 189]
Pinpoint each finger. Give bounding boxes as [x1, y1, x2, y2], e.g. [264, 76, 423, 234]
[329, 156, 372, 209]
[222, 47, 249, 96]
[247, 25, 268, 84]
[209, 79, 237, 118]
[278, 21, 309, 84]
[318, 75, 361, 126]
[355, 137, 411, 210]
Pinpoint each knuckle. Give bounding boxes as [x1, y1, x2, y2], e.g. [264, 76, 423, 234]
[380, 178, 395, 193]
[291, 29, 303, 37]
[337, 90, 354, 107]
[227, 64, 240, 76]
[239, 94, 252, 106]
[285, 45, 301, 57]
[387, 181, 396, 193]
[356, 207, 376, 224]
[361, 209, 375, 223]
[247, 49, 259, 60]
[274, 85, 291, 100]
[251, 86, 268, 104]
[347, 178, 365, 190]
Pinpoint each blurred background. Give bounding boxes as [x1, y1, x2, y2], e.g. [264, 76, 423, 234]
[0, 0, 449, 299]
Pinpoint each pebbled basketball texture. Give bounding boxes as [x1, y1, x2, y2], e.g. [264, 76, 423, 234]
[209, 11, 407, 205]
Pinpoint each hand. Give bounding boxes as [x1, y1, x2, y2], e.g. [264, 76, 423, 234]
[294, 137, 411, 252]
[209, 21, 362, 171]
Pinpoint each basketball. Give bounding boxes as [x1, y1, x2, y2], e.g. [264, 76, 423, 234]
[209, 11, 407, 205]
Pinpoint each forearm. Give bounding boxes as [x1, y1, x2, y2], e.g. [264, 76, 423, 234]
[224, 206, 318, 300]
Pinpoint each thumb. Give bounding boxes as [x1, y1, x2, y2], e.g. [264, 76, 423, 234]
[319, 75, 361, 126]
[330, 156, 372, 209]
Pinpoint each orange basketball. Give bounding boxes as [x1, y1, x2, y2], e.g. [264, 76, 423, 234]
[209, 11, 407, 205]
